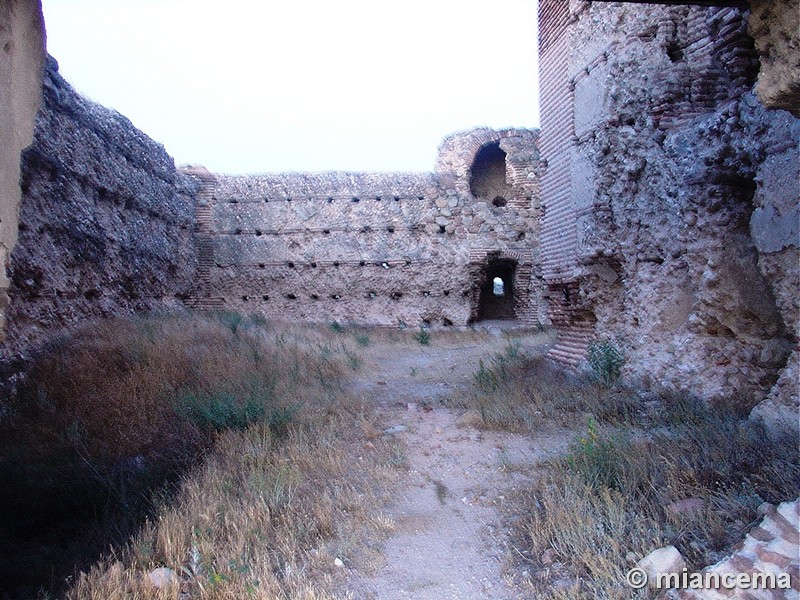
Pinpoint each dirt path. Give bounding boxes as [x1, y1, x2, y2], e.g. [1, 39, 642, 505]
[343, 326, 573, 600]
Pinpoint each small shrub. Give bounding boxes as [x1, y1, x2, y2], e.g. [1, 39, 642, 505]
[354, 333, 370, 347]
[176, 386, 272, 433]
[330, 321, 344, 333]
[565, 417, 623, 490]
[413, 327, 431, 346]
[473, 359, 499, 392]
[215, 310, 244, 335]
[504, 338, 521, 359]
[587, 338, 624, 386]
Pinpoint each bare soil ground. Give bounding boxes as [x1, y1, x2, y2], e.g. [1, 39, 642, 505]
[342, 324, 575, 600]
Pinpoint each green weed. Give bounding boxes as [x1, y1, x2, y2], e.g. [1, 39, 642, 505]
[565, 417, 623, 491]
[413, 327, 431, 346]
[586, 338, 624, 386]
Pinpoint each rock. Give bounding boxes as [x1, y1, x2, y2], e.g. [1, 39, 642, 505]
[636, 546, 686, 588]
[383, 425, 407, 434]
[541, 548, 557, 565]
[757, 338, 791, 367]
[749, 0, 800, 115]
[334, 557, 345, 568]
[147, 567, 179, 589]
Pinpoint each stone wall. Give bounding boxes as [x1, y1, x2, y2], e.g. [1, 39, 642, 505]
[749, 0, 800, 117]
[0, 57, 200, 377]
[194, 128, 546, 329]
[538, 1, 799, 433]
[0, 0, 45, 342]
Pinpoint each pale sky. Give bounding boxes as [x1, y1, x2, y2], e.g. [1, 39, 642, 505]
[42, 0, 539, 174]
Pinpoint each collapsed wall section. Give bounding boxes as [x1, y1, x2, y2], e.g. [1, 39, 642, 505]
[0, 57, 200, 377]
[197, 128, 545, 328]
[538, 1, 799, 432]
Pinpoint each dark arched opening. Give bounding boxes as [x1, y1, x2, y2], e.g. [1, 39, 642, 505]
[469, 142, 513, 202]
[477, 259, 517, 320]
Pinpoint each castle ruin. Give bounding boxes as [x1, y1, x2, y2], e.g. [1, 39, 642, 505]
[0, 0, 797, 437]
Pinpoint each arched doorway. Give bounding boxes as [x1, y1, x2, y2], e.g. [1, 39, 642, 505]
[477, 259, 517, 320]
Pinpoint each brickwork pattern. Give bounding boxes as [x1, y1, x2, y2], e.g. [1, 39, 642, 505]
[667, 500, 799, 600]
[537, 2, 799, 423]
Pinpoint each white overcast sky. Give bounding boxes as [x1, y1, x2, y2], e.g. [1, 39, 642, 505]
[42, 0, 539, 174]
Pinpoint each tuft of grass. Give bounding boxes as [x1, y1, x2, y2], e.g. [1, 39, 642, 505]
[457, 352, 640, 432]
[413, 327, 431, 346]
[566, 416, 624, 491]
[214, 310, 245, 335]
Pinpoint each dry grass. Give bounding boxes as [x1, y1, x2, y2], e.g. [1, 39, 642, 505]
[0, 312, 397, 599]
[481, 359, 800, 598]
[450, 347, 639, 432]
[67, 391, 398, 599]
[508, 470, 663, 599]
[11, 312, 358, 465]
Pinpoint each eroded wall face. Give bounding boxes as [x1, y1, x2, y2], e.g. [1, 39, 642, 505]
[196, 129, 546, 328]
[0, 0, 45, 341]
[539, 2, 799, 429]
[749, 0, 800, 117]
[0, 58, 199, 374]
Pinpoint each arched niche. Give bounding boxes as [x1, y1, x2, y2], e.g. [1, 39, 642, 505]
[469, 142, 513, 204]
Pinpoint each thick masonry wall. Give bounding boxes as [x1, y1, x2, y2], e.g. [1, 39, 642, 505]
[0, 0, 45, 341]
[538, 1, 799, 434]
[196, 129, 546, 328]
[0, 57, 200, 378]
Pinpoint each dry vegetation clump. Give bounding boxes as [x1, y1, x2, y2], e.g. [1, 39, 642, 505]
[469, 354, 800, 598]
[508, 414, 798, 598]
[0, 312, 393, 598]
[450, 344, 639, 431]
[67, 382, 397, 599]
